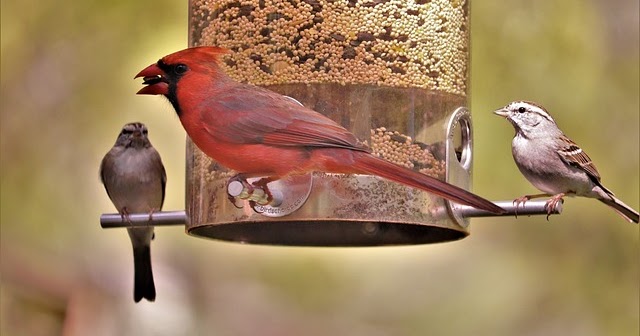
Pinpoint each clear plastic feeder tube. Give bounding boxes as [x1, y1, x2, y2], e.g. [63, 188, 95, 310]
[186, 0, 471, 246]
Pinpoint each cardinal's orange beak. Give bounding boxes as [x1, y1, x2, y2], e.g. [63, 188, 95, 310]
[135, 63, 169, 95]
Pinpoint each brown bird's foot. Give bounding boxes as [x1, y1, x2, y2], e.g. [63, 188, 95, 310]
[544, 193, 565, 220]
[147, 208, 158, 239]
[120, 207, 132, 224]
[147, 208, 159, 222]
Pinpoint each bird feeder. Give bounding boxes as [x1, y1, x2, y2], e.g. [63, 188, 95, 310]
[100, 0, 561, 245]
[184, 0, 474, 246]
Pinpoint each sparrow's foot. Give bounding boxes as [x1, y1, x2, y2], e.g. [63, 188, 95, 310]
[513, 193, 550, 218]
[512, 196, 531, 218]
[544, 193, 565, 220]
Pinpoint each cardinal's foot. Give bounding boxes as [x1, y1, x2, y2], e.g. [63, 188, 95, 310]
[250, 177, 275, 205]
[227, 175, 275, 210]
[226, 175, 252, 209]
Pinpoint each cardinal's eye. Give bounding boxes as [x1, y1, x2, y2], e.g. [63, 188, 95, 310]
[518, 107, 526, 113]
[174, 64, 188, 75]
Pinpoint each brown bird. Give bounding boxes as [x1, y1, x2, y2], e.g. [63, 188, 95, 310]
[100, 122, 166, 302]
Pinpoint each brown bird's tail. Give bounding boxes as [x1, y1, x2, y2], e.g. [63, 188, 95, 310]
[350, 152, 505, 214]
[133, 245, 156, 302]
[599, 196, 639, 224]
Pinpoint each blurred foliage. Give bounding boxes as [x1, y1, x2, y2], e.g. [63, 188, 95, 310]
[1, 0, 638, 335]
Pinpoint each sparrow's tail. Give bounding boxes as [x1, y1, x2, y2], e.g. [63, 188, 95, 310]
[350, 152, 505, 214]
[599, 196, 639, 224]
[133, 245, 156, 302]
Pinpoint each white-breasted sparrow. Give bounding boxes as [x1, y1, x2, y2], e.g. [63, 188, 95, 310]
[494, 101, 638, 223]
[100, 122, 167, 302]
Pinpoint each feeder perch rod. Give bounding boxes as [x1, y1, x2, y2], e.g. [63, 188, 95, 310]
[100, 199, 560, 228]
[456, 199, 562, 218]
[100, 210, 187, 228]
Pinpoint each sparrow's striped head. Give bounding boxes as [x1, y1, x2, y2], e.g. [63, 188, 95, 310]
[494, 101, 559, 137]
[115, 122, 152, 148]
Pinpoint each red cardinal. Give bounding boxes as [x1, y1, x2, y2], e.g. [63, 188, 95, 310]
[136, 47, 504, 214]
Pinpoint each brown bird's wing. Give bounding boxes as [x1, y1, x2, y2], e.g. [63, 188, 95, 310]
[99, 152, 115, 202]
[152, 148, 167, 209]
[201, 84, 368, 152]
[556, 135, 603, 184]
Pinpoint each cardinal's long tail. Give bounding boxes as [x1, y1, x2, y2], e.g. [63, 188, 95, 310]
[349, 152, 505, 214]
[599, 196, 639, 224]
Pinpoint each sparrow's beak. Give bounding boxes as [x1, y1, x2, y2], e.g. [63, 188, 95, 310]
[493, 108, 510, 118]
[135, 63, 169, 95]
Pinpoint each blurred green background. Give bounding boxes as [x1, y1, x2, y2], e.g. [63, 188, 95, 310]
[1, 0, 638, 335]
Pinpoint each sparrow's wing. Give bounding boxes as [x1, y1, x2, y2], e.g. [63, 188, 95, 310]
[556, 135, 602, 183]
[99, 153, 114, 201]
[153, 149, 167, 209]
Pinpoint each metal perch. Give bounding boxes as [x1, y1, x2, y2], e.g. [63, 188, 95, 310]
[454, 199, 562, 218]
[100, 200, 561, 228]
[100, 210, 188, 228]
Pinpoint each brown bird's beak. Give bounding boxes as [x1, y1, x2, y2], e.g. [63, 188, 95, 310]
[135, 63, 169, 95]
[493, 108, 510, 118]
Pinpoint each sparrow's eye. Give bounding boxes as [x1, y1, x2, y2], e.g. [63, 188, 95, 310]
[518, 107, 526, 113]
[174, 64, 188, 75]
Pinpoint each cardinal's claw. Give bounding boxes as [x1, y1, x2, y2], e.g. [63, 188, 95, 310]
[227, 175, 254, 208]
[226, 175, 276, 210]
[250, 177, 275, 205]
[229, 196, 244, 209]
[227, 188, 245, 209]
[249, 200, 265, 214]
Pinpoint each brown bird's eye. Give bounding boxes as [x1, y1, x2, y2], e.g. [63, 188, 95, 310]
[174, 64, 188, 75]
[518, 107, 526, 113]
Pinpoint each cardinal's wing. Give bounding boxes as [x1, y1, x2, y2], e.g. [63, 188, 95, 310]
[201, 84, 368, 152]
